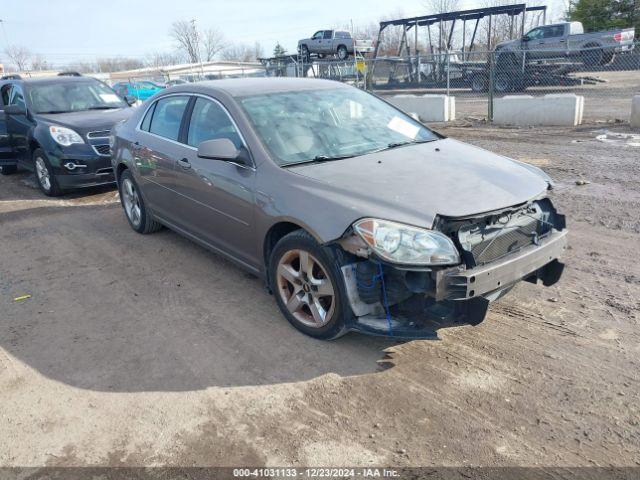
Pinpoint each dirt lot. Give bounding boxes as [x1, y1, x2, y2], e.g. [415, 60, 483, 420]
[1, 123, 639, 470]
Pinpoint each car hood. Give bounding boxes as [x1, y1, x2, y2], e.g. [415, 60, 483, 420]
[288, 138, 550, 228]
[495, 39, 519, 50]
[36, 108, 133, 135]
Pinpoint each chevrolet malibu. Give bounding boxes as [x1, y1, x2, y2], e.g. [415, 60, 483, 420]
[111, 78, 567, 340]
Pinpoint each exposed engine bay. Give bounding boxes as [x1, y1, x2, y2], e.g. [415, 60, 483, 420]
[334, 198, 567, 338]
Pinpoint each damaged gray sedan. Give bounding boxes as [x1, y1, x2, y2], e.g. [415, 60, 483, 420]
[111, 78, 567, 340]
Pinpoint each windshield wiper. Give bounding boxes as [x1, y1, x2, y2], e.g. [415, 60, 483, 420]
[38, 110, 72, 114]
[284, 154, 356, 167]
[86, 106, 119, 110]
[368, 139, 435, 154]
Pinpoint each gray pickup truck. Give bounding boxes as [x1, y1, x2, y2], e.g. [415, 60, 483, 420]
[495, 21, 635, 66]
[298, 30, 374, 61]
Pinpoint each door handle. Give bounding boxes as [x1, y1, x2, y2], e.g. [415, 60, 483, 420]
[177, 158, 191, 169]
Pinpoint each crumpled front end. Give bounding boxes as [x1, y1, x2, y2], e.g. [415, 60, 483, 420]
[335, 198, 567, 339]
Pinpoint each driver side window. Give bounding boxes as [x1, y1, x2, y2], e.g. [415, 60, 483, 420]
[312, 31, 323, 40]
[527, 28, 544, 40]
[8, 85, 26, 108]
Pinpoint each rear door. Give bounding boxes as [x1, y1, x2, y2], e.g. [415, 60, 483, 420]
[135, 94, 190, 221]
[322, 30, 334, 53]
[0, 84, 15, 166]
[171, 95, 257, 267]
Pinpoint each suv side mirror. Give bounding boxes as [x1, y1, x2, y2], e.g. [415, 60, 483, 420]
[197, 138, 249, 166]
[4, 104, 26, 116]
[522, 35, 530, 42]
[124, 95, 138, 106]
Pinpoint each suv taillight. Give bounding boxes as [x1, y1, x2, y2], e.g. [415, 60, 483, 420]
[614, 32, 622, 42]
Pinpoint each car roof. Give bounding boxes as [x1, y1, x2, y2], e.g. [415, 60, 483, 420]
[167, 77, 350, 97]
[3, 76, 100, 86]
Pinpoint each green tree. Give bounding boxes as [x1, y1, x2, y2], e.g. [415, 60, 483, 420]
[568, 0, 638, 35]
[273, 42, 286, 57]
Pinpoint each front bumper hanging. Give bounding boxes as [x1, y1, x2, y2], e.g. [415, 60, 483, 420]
[341, 229, 568, 339]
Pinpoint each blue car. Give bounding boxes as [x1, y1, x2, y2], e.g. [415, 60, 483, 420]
[112, 81, 165, 101]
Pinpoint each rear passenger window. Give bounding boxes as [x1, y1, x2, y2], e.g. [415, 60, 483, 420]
[187, 97, 244, 149]
[140, 102, 156, 131]
[148, 96, 189, 141]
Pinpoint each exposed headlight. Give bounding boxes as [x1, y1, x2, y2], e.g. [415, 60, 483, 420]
[353, 218, 460, 266]
[49, 126, 84, 147]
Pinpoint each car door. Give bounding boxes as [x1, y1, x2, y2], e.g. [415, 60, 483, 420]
[135, 94, 190, 221]
[310, 31, 323, 53]
[0, 84, 14, 166]
[523, 27, 546, 58]
[541, 25, 567, 57]
[171, 95, 257, 267]
[5, 84, 32, 164]
[322, 30, 334, 53]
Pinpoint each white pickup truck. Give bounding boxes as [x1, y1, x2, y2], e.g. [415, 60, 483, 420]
[298, 30, 374, 61]
[495, 21, 635, 66]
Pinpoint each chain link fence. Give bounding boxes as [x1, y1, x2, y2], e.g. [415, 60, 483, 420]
[294, 42, 640, 123]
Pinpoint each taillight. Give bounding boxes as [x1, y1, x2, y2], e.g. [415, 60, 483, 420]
[614, 32, 622, 42]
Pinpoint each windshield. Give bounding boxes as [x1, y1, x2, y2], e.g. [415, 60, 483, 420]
[27, 81, 127, 114]
[238, 87, 439, 166]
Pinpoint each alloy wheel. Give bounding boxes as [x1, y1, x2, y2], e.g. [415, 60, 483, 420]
[122, 178, 142, 227]
[276, 249, 336, 328]
[35, 157, 51, 192]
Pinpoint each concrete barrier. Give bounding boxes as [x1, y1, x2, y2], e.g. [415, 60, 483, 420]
[631, 95, 640, 129]
[387, 94, 455, 122]
[493, 93, 584, 127]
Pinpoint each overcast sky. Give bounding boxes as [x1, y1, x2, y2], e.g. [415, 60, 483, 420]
[0, 0, 566, 64]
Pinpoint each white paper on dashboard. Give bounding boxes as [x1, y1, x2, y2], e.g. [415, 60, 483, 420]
[100, 93, 121, 103]
[387, 116, 420, 139]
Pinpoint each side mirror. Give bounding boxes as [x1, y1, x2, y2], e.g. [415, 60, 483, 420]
[124, 95, 138, 106]
[522, 35, 530, 42]
[4, 104, 26, 116]
[197, 138, 249, 166]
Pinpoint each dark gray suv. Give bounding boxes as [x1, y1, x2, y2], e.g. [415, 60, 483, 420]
[111, 78, 567, 340]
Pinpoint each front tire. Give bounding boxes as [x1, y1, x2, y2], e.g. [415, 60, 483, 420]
[33, 149, 62, 197]
[269, 230, 350, 340]
[118, 169, 162, 234]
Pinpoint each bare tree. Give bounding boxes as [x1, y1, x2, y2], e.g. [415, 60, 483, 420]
[146, 51, 184, 68]
[202, 28, 225, 61]
[170, 20, 201, 63]
[252, 41, 264, 60]
[31, 54, 49, 71]
[96, 57, 144, 73]
[422, 0, 460, 50]
[220, 43, 253, 62]
[5, 45, 31, 71]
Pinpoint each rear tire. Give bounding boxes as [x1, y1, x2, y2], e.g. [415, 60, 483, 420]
[581, 46, 604, 67]
[470, 73, 488, 93]
[118, 169, 162, 234]
[0, 165, 17, 175]
[269, 230, 350, 340]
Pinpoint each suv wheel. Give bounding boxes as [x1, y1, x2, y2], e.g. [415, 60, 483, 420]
[33, 149, 62, 197]
[119, 169, 162, 234]
[270, 230, 350, 340]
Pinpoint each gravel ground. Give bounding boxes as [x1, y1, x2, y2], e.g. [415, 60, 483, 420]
[0, 123, 638, 469]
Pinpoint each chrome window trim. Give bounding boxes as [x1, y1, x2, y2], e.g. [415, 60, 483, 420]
[135, 92, 255, 170]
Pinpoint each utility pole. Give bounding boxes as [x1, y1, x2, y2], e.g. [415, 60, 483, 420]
[191, 18, 205, 78]
[0, 19, 11, 46]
